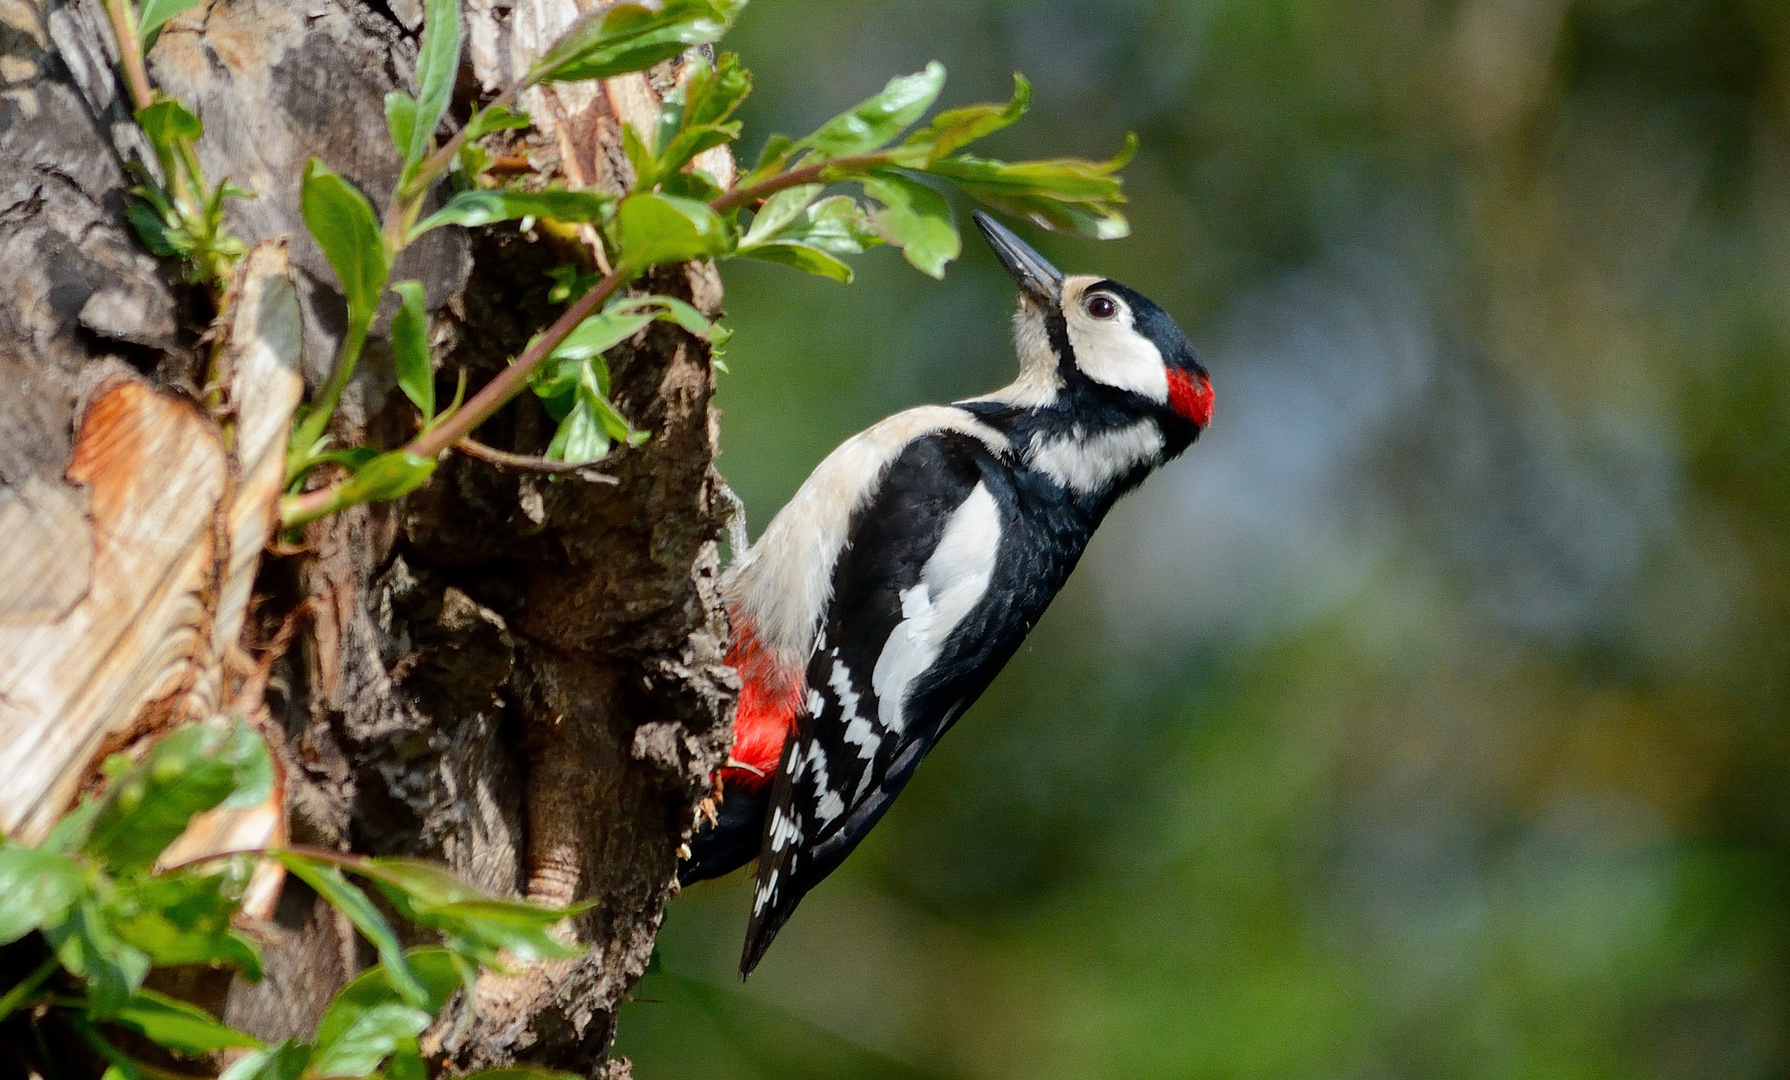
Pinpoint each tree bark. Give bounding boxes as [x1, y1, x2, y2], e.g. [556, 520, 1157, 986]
[0, 0, 734, 1072]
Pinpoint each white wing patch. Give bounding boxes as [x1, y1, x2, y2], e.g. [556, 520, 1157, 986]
[1027, 420, 1164, 494]
[871, 482, 1003, 734]
[724, 407, 1010, 674]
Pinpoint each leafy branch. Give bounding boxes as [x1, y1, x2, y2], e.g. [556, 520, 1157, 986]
[0, 720, 590, 1080]
[277, 3, 1133, 528]
[101, 0, 1134, 529]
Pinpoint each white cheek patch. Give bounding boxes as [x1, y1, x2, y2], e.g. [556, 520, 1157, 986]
[1066, 303, 1170, 403]
[1028, 420, 1165, 494]
[871, 483, 1002, 734]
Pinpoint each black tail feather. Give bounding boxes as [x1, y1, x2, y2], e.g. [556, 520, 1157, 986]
[677, 784, 770, 887]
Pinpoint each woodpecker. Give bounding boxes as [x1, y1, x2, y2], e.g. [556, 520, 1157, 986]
[681, 211, 1214, 976]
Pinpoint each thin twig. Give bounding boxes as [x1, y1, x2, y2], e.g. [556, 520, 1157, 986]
[101, 0, 153, 112]
[709, 154, 881, 214]
[156, 841, 366, 877]
[0, 955, 59, 1023]
[456, 437, 620, 481]
[281, 266, 626, 525]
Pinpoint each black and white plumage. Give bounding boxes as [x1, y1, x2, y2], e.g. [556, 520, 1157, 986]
[683, 211, 1214, 976]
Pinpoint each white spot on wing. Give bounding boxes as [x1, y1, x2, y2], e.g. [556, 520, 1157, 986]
[872, 483, 1003, 733]
[1028, 420, 1164, 494]
[831, 659, 881, 801]
[769, 807, 801, 852]
[753, 869, 779, 914]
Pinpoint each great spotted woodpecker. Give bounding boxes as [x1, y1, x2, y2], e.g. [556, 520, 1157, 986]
[682, 211, 1214, 976]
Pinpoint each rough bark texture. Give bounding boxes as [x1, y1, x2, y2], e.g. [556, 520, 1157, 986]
[0, 0, 734, 1072]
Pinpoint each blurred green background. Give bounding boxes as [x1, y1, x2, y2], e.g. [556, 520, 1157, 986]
[617, 0, 1790, 1075]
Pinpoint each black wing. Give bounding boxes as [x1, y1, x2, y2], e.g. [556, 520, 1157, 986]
[739, 432, 1087, 975]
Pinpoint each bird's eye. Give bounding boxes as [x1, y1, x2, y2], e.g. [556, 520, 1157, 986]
[1084, 294, 1119, 320]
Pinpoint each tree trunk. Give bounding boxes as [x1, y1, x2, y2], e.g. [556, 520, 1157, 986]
[0, 0, 734, 1072]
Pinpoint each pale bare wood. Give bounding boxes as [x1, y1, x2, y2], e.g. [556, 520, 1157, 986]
[0, 244, 303, 853]
[0, 380, 227, 842]
[157, 243, 304, 915]
[210, 241, 306, 686]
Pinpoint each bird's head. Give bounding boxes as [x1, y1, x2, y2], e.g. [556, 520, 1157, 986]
[973, 210, 1213, 434]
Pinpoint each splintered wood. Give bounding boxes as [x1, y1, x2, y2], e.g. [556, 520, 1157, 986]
[0, 243, 303, 855]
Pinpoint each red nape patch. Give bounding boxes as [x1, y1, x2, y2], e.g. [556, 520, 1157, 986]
[722, 615, 804, 793]
[1167, 367, 1214, 427]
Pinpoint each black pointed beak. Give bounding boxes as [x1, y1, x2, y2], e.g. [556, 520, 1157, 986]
[974, 210, 1064, 307]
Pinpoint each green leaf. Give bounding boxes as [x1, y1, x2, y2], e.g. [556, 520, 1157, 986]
[658, 167, 725, 202]
[461, 104, 531, 144]
[310, 954, 456, 1080]
[107, 871, 264, 980]
[861, 170, 959, 278]
[546, 379, 611, 463]
[221, 724, 274, 810]
[796, 62, 945, 160]
[423, 899, 586, 962]
[135, 100, 203, 148]
[126, 199, 182, 256]
[528, 0, 741, 85]
[315, 948, 463, 1051]
[411, 188, 615, 239]
[333, 450, 438, 506]
[622, 120, 659, 190]
[614, 192, 729, 273]
[682, 51, 752, 131]
[737, 183, 822, 247]
[391, 280, 433, 419]
[645, 53, 749, 179]
[48, 901, 151, 1018]
[736, 241, 854, 283]
[349, 857, 484, 907]
[300, 160, 388, 342]
[924, 134, 1135, 238]
[41, 801, 101, 855]
[610, 294, 714, 337]
[219, 1041, 310, 1080]
[136, 0, 200, 48]
[740, 133, 796, 188]
[349, 858, 590, 967]
[388, 1040, 429, 1080]
[113, 989, 261, 1055]
[311, 1002, 432, 1078]
[543, 310, 655, 367]
[0, 846, 85, 944]
[275, 853, 429, 1008]
[742, 194, 881, 257]
[407, 0, 463, 168]
[83, 722, 268, 875]
[385, 92, 419, 163]
[900, 72, 1031, 163]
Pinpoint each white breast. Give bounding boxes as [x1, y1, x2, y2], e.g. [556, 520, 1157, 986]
[871, 482, 1003, 734]
[1027, 419, 1165, 494]
[726, 406, 1009, 672]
